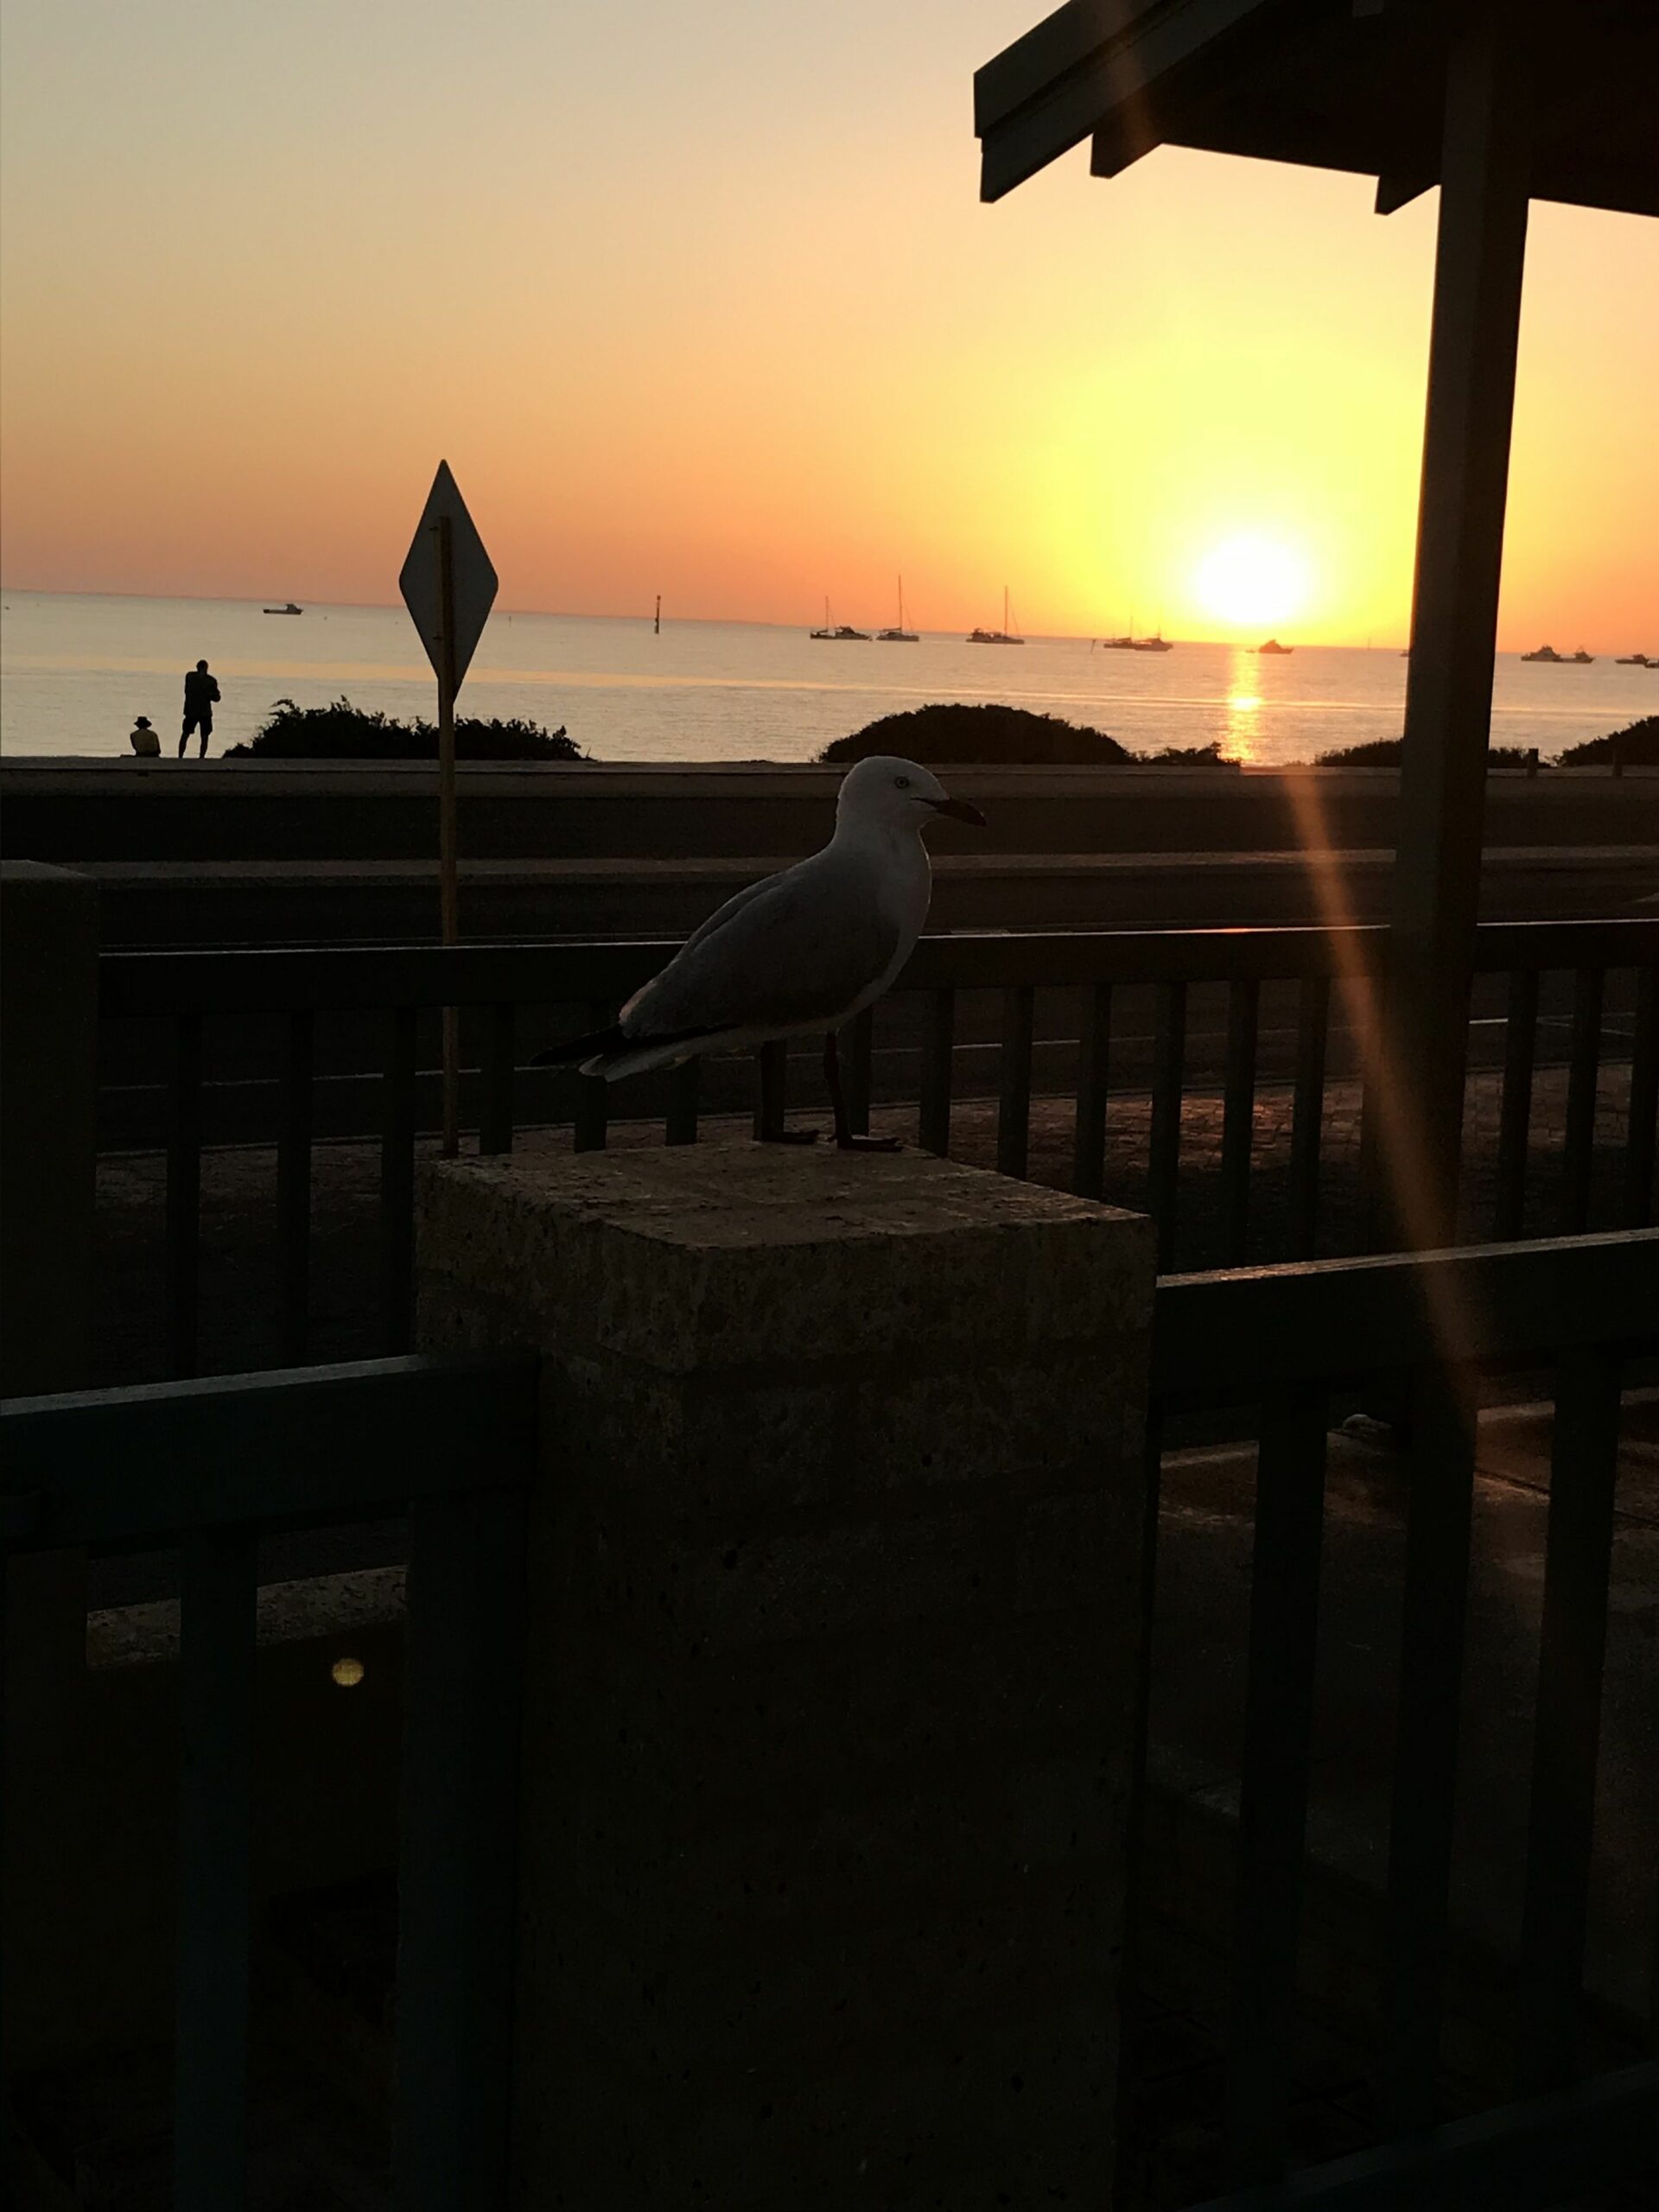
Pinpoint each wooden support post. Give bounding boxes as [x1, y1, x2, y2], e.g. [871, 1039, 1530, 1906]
[1387, 2, 1534, 1248]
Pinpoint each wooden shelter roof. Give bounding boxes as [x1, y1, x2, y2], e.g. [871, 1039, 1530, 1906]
[976, 0, 1659, 217]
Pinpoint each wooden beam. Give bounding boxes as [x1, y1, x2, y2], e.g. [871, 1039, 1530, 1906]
[1382, 0, 1535, 1248]
[976, 0, 1270, 203]
[1375, 172, 1432, 213]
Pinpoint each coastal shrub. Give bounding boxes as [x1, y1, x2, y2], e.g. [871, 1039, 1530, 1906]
[819, 702, 1132, 766]
[1140, 741, 1240, 767]
[1313, 738, 1537, 767]
[226, 695, 588, 761]
[1554, 714, 1659, 768]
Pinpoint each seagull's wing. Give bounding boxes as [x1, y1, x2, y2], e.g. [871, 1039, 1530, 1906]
[620, 847, 902, 1044]
[642, 868, 777, 980]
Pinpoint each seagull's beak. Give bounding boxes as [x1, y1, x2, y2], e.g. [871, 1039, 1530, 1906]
[928, 796, 987, 827]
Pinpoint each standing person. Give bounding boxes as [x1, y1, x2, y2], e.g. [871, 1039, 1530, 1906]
[128, 715, 161, 757]
[179, 659, 220, 757]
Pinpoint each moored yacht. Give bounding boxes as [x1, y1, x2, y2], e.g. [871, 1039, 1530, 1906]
[969, 586, 1024, 644]
[810, 598, 870, 640]
[876, 575, 918, 642]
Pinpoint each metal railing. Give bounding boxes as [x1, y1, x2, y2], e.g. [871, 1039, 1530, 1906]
[1143, 1227, 1659, 2204]
[0, 1352, 537, 2212]
[95, 917, 1657, 1378]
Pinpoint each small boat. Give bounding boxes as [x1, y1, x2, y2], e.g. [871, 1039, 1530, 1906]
[969, 587, 1024, 645]
[810, 598, 869, 641]
[1132, 630, 1173, 652]
[1522, 644, 1565, 662]
[264, 601, 302, 615]
[1258, 637, 1294, 655]
[1614, 652, 1651, 665]
[876, 575, 918, 643]
[1095, 634, 1136, 651]
[1571, 647, 1594, 664]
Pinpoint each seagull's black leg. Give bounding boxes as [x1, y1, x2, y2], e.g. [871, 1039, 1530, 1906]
[756, 1040, 817, 1142]
[825, 1030, 901, 1153]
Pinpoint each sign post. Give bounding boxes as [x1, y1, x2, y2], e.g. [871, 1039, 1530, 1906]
[399, 463, 497, 1156]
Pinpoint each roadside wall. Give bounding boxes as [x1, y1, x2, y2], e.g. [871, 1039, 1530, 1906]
[5, 756, 1654, 865]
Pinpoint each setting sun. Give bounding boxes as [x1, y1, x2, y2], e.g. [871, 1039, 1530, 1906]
[1194, 536, 1310, 632]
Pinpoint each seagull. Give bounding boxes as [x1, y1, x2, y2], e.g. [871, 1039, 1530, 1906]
[534, 754, 985, 1149]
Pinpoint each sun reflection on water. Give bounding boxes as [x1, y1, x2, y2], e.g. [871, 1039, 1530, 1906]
[1220, 648, 1266, 760]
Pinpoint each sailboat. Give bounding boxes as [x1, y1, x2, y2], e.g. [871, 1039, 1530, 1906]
[810, 597, 870, 641]
[876, 575, 918, 642]
[1096, 609, 1172, 651]
[968, 587, 1024, 645]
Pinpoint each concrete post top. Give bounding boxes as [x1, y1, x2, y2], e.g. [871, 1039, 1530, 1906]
[1, 859, 99, 890]
[417, 1147, 1153, 1372]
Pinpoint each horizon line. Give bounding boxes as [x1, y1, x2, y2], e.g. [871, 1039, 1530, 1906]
[0, 581, 1424, 652]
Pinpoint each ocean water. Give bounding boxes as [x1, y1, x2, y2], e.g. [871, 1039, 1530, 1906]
[3, 590, 1653, 767]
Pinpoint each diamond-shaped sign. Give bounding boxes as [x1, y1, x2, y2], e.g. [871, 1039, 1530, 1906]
[398, 461, 498, 692]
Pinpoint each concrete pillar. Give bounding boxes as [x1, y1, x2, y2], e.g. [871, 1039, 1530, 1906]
[416, 1145, 1155, 2209]
[2, 861, 99, 2071]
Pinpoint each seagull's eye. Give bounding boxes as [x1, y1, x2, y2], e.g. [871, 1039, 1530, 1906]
[894, 775, 911, 790]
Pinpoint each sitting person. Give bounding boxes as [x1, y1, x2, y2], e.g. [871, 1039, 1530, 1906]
[128, 715, 161, 757]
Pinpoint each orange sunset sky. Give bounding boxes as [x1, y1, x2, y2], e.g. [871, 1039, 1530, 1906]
[2, 2, 1656, 650]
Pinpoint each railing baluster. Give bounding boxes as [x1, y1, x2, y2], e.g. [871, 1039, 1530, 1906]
[1287, 973, 1329, 1259]
[1149, 982, 1187, 1271]
[1227, 1381, 1329, 2185]
[665, 1057, 700, 1146]
[1381, 1360, 1477, 2134]
[1515, 1344, 1622, 2096]
[753, 1039, 787, 1141]
[397, 1485, 529, 2209]
[381, 1006, 418, 1354]
[573, 1001, 610, 1152]
[175, 1524, 256, 2212]
[1072, 983, 1112, 1199]
[1563, 965, 1603, 1232]
[1357, 952, 1389, 1251]
[918, 988, 955, 1157]
[1494, 967, 1539, 1239]
[845, 1007, 874, 1138]
[1220, 978, 1260, 1264]
[1112, 1400, 1169, 2206]
[276, 1007, 314, 1363]
[1625, 964, 1657, 1229]
[996, 985, 1034, 1179]
[479, 1003, 516, 1156]
[166, 1012, 204, 1379]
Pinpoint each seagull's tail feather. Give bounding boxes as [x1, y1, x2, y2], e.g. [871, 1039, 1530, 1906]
[530, 1022, 626, 1070]
[531, 1023, 717, 1083]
